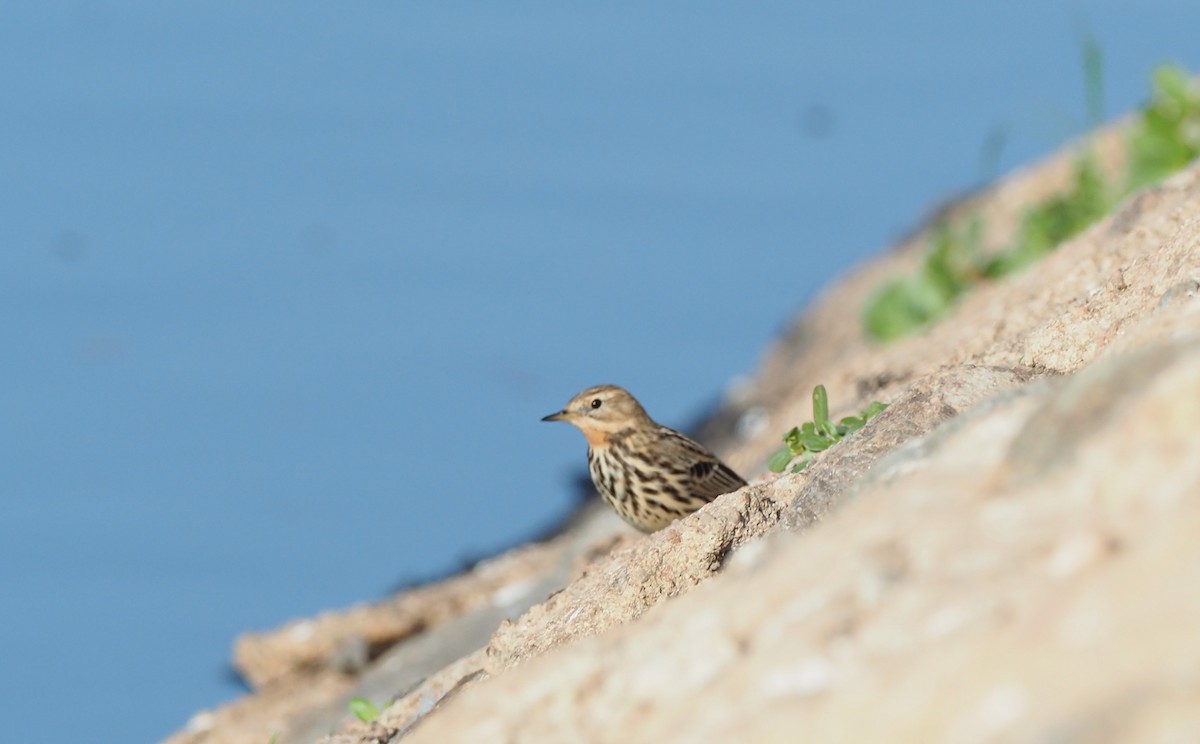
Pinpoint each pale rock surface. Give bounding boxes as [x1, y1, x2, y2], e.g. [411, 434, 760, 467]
[402, 337, 1200, 742]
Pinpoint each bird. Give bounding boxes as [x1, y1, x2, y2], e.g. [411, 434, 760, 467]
[542, 384, 747, 532]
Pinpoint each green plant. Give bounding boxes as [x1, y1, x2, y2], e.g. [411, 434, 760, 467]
[348, 696, 380, 723]
[865, 146, 1111, 342]
[864, 49, 1200, 343]
[863, 217, 984, 341]
[767, 386, 888, 473]
[982, 151, 1109, 278]
[1126, 64, 1200, 191]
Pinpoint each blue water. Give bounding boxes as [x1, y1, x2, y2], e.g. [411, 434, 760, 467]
[2, 2, 1197, 741]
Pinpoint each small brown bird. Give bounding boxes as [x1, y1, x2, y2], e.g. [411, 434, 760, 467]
[542, 385, 747, 532]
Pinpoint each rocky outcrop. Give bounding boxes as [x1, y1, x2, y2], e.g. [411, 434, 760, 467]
[167, 121, 1200, 744]
[399, 336, 1200, 743]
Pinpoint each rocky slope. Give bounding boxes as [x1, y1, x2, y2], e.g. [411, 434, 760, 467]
[169, 119, 1200, 743]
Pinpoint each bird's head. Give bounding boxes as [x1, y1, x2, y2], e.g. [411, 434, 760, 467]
[541, 384, 651, 446]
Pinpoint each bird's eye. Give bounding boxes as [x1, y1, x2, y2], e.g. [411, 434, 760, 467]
[590, 398, 602, 409]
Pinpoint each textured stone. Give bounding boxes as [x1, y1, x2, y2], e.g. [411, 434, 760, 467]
[402, 338, 1200, 744]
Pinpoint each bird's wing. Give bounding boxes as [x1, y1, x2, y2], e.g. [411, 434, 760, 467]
[658, 427, 748, 501]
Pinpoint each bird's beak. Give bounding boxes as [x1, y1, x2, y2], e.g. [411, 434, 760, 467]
[541, 410, 570, 422]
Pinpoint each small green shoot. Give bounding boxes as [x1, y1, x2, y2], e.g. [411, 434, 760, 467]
[978, 126, 1008, 184]
[349, 696, 380, 723]
[1083, 32, 1105, 129]
[767, 386, 888, 473]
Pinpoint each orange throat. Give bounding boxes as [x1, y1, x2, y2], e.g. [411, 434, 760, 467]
[578, 425, 610, 448]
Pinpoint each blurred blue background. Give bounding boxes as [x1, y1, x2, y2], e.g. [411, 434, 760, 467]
[2, 2, 1197, 741]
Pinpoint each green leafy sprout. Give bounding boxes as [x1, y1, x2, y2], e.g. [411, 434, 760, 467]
[863, 47, 1200, 343]
[348, 696, 381, 723]
[767, 385, 888, 473]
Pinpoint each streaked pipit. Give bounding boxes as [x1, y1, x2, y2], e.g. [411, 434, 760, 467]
[542, 385, 747, 532]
